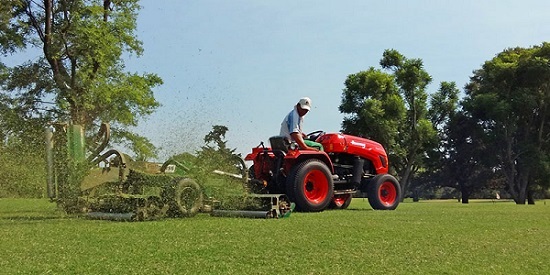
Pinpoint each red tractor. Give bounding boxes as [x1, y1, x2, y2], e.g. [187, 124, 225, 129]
[245, 131, 402, 212]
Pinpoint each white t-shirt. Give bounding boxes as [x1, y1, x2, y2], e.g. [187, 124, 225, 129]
[280, 106, 303, 140]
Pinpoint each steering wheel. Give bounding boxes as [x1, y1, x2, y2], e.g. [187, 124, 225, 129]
[306, 130, 325, 141]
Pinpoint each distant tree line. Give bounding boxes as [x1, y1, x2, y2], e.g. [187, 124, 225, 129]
[340, 44, 550, 204]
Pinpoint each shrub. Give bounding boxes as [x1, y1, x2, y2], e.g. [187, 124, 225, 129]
[0, 147, 46, 198]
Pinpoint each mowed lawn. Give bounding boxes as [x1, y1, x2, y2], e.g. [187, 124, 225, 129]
[1, 198, 549, 274]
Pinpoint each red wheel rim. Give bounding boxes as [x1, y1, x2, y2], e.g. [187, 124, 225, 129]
[379, 181, 397, 206]
[302, 169, 329, 204]
[333, 194, 350, 207]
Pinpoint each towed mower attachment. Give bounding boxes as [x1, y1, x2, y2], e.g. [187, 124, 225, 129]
[211, 194, 294, 219]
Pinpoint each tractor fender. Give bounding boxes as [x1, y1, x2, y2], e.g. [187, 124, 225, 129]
[283, 150, 334, 174]
[244, 147, 270, 161]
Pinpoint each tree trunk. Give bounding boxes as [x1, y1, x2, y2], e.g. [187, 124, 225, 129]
[516, 193, 526, 204]
[399, 162, 414, 202]
[527, 189, 535, 205]
[412, 188, 419, 202]
[514, 167, 531, 204]
[460, 184, 470, 204]
[514, 193, 526, 204]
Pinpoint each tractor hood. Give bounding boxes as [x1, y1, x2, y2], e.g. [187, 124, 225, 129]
[317, 133, 388, 173]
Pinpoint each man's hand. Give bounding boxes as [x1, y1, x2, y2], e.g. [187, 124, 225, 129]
[291, 132, 310, 150]
[291, 132, 321, 151]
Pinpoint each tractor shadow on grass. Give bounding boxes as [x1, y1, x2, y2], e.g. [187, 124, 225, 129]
[326, 207, 375, 212]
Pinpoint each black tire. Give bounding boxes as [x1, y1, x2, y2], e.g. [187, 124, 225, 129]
[173, 178, 203, 217]
[286, 159, 334, 212]
[329, 194, 352, 210]
[367, 174, 401, 210]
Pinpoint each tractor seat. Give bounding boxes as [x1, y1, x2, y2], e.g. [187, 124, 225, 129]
[269, 136, 290, 153]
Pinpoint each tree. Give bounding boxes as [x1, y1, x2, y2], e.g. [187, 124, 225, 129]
[194, 125, 248, 202]
[423, 81, 494, 203]
[428, 82, 460, 129]
[424, 82, 460, 178]
[444, 111, 496, 203]
[196, 125, 244, 178]
[340, 50, 437, 198]
[380, 49, 437, 198]
[0, 0, 162, 159]
[463, 43, 550, 204]
[340, 67, 405, 152]
[413, 82, 461, 200]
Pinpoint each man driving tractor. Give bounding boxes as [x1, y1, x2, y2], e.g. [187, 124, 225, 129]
[279, 97, 323, 151]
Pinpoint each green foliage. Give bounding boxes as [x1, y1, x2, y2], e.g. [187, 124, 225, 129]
[195, 125, 244, 179]
[57, 159, 89, 212]
[113, 128, 158, 161]
[0, 107, 48, 199]
[463, 42, 550, 204]
[340, 67, 405, 150]
[0, 0, 161, 159]
[429, 81, 460, 128]
[341, 49, 437, 197]
[168, 125, 250, 209]
[0, 144, 46, 198]
[0, 1, 27, 54]
[192, 125, 247, 208]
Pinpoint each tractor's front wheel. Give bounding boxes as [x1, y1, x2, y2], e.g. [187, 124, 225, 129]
[287, 159, 334, 212]
[367, 174, 401, 210]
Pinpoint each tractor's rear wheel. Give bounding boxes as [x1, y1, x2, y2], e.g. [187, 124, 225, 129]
[287, 159, 334, 212]
[329, 194, 352, 210]
[173, 178, 203, 217]
[367, 174, 401, 210]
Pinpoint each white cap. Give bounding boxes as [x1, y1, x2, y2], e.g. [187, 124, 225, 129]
[298, 97, 311, 111]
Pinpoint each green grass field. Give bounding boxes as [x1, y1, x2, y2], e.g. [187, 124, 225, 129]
[1, 198, 549, 274]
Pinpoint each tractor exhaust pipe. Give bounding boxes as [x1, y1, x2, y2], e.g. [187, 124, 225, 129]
[352, 157, 364, 185]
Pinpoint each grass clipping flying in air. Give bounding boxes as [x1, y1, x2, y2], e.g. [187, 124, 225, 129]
[170, 127, 263, 211]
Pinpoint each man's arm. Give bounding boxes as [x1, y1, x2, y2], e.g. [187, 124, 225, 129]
[291, 132, 317, 151]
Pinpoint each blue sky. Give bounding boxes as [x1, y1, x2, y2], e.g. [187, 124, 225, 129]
[125, 0, 550, 159]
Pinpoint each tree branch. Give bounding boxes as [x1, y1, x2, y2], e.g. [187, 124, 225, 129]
[25, 1, 45, 43]
[90, 1, 111, 76]
[103, 0, 111, 22]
